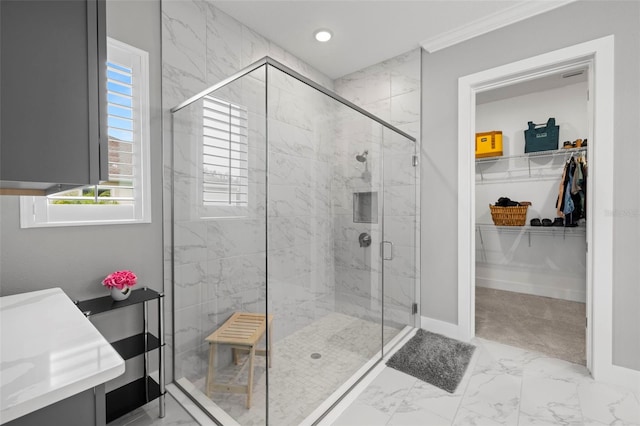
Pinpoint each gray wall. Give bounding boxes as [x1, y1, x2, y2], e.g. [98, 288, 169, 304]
[0, 0, 163, 303]
[420, 0, 640, 370]
[0, 0, 163, 392]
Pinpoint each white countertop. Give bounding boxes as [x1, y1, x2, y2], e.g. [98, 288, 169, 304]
[0, 288, 125, 424]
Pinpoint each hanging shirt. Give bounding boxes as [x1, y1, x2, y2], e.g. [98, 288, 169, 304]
[563, 161, 575, 215]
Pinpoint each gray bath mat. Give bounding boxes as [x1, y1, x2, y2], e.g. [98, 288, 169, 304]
[386, 329, 475, 393]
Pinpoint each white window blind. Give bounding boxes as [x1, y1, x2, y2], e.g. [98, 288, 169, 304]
[202, 96, 248, 206]
[47, 61, 135, 204]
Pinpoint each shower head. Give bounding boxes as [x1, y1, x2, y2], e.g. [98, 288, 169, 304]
[356, 150, 368, 162]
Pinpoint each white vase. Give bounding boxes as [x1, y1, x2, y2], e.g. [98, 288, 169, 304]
[110, 286, 131, 301]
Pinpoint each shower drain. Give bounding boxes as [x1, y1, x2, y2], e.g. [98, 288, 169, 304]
[310, 352, 321, 359]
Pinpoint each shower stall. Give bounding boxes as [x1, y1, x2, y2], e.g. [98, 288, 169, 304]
[171, 57, 418, 425]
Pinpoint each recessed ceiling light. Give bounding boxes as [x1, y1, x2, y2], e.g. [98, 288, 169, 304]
[314, 29, 332, 42]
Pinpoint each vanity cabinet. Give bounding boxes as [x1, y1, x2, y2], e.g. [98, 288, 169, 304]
[0, 288, 124, 426]
[75, 288, 165, 423]
[0, 0, 108, 195]
[4, 387, 106, 426]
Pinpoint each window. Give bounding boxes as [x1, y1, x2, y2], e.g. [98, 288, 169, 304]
[20, 38, 150, 227]
[202, 96, 249, 207]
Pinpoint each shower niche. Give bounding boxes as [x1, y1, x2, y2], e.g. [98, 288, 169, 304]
[171, 57, 417, 425]
[353, 191, 378, 223]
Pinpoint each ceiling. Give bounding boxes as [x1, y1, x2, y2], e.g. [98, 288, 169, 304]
[213, 1, 572, 80]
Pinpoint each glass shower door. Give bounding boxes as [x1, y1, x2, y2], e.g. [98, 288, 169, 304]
[171, 65, 268, 426]
[382, 127, 418, 345]
[265, 65, 385, 425]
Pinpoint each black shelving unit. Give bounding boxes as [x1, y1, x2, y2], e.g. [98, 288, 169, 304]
[76, 287, 165, 423]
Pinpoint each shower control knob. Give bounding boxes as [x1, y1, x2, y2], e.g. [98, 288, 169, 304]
[359, 232, 372, 248]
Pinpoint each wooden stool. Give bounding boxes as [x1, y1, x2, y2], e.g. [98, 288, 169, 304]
[205, 312, 273, 408]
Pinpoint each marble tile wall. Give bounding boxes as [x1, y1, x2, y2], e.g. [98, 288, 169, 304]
[162, 1, 337, 389]
[265, 66, 337, 341]
[330, 109, 385, 324]
[163, 2, 421, 397]
[333, 49, 422, 327]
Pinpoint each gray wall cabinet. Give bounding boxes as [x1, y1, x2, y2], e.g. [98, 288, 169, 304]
[0, 0, 107, 195]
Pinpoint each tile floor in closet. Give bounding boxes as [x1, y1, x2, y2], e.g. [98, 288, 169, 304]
[475, 286, 586, 365]
[108, 337, 640, 426]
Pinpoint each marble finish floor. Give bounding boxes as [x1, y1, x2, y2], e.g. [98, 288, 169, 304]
[475, 286, 586, 365]
[333, 337, 640, 426]
[114, 337, 640, 426]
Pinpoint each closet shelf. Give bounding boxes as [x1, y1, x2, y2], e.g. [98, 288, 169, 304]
[476, 146, 587, 163]
[476, 223, 586, 235]
[476, 223, 585, 248]
[476, 147, 587, 183]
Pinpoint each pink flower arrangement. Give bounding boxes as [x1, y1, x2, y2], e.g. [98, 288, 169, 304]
[102, 270, 137, 290]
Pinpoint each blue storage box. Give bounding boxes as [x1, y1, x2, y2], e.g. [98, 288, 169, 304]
[524, 118, 559, 153]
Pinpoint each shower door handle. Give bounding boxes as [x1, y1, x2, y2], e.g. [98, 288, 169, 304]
[382, 241, 394, 260]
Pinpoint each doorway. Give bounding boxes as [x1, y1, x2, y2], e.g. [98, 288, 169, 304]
[473, 70, 589, 365]
[457, 36, 615, 377]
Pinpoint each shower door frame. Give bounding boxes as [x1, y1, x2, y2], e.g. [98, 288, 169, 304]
[173, 57, 416, 140]
[171, 56, 419, 425]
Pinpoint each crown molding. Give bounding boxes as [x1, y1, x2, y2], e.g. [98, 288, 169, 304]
[420, 0, 578, 53]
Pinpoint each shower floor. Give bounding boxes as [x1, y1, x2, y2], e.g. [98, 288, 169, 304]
[185, 312, 401, 426]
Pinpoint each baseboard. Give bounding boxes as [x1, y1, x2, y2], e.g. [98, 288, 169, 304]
[597, 364, 640, 394]
[420, 315, 467, 342]
[476, 277, 586, 303]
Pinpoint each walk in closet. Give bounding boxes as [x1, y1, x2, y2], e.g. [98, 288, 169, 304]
[474, 70, 589, 365]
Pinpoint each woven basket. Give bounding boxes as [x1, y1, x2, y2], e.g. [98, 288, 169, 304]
[489, 204, 529, 226]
